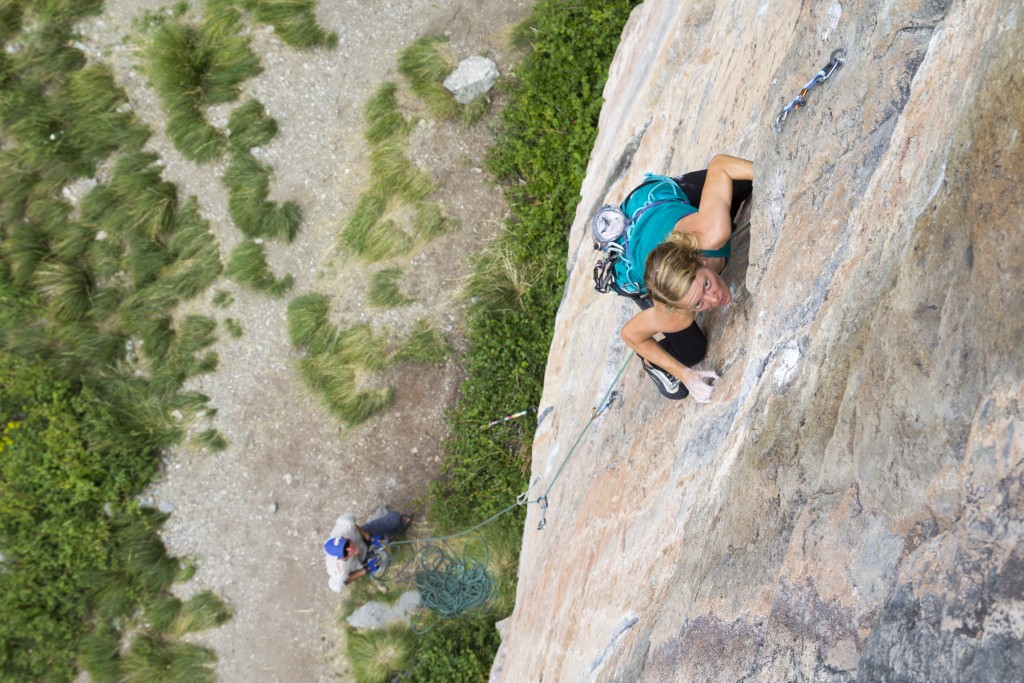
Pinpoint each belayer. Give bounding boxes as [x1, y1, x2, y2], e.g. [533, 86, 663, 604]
[592, 154, 753, 402]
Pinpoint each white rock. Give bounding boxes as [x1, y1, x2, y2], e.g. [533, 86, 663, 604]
[443, 55, 499, 104]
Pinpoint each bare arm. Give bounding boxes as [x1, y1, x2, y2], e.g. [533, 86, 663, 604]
[674, 154, 754, 252]
[345, 568, 367, 585]
[621, 309, 696, 383]
[621, 308, 719, 403]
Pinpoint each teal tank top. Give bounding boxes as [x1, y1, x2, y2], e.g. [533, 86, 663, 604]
[613, 175, 731, 293]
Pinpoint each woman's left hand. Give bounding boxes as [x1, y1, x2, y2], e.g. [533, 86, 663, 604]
[681, 368, 720, 403]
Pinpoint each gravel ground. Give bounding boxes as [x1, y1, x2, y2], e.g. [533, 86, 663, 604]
[74, 1, 534, 680]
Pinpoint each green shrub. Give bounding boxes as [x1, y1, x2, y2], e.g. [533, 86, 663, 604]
[226, 239, 294, 295]
[0, 355, 160, 680]
[432, 0, 639, 531]
[405, 615, 501, 682]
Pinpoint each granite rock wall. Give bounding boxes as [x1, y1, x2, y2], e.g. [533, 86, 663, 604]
[493, 0, 1023, 681]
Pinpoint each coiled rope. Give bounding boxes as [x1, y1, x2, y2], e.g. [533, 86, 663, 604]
[409, 541, 494, 633]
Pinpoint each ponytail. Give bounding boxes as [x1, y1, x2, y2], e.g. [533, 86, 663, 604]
[644, 232, 703, 309]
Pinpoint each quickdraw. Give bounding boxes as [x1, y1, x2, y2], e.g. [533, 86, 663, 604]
[536, 495, 549, 531]
[774, 48, 846, 132]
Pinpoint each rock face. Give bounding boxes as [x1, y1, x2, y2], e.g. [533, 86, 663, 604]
[495, 1, 1023, 681]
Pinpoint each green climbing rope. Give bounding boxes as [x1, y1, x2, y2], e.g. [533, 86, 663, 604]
[379, 351, 636, 627]
[410, 540, 495, 633]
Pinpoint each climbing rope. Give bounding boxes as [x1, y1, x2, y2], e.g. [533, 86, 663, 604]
[372, 350, 636, 625]
[774, 48, 846, 132]
[409, 540, 494, 633]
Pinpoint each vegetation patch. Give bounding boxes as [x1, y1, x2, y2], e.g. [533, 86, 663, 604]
[346, 625, 417, 683]
[224, 151, 303, 242]
[146, 12, 262, 161]
[394, 318, 451, 364]
[396, 35, 459, 120]
[226, 239, 294, 295]
[336, 4, 638, 678]
[368, 266, 414, 308]
[216, 0, 338, 49]
[0, 0, 336, 678]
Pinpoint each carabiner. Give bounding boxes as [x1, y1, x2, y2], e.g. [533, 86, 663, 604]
[821, 48, 846, 81]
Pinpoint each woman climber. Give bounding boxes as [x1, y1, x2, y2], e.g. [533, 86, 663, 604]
[616, 154, 753, 403]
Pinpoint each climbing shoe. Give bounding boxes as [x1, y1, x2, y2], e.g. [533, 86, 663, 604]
[642, 360, 688, 400]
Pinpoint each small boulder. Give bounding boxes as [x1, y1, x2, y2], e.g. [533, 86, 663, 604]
[443, 56, 499, 104]
[346, 590, 421, 630]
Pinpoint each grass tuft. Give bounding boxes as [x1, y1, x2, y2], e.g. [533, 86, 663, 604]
[286, 293, 333, 351]
[243, 0, 338, 49]
[212, 289, 234, 307]
[395, 319, 450, 365]
[32, 259, 94, 322]
[145, 595, 184, 633]
[223, 318, 243, 337]
[168, 591, 232, 635]
[412, 200, 452, 243]
[397, 35, 458, 119]
[364, 82, 409, 144]
[368, 267, 414, 308]
[357, 219, 413, 263]
[369, 140, 433, 203]
[296, 354, 393, 426]
[77, 621, 123, 683]
[226, 240, 294, 296]
[346, 625, 416, 683]
[340, 188, 389, 255]
[192, 428, 229, 451]
[224, 152, 302, 242]
[146, 15, 261, 161]
[462, 245, 533, 313]
[121, 633, 217, 683]
[227, 99, 278, 152]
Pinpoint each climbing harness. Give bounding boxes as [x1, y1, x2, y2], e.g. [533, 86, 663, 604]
[774, 48, 846, 132]
[364, 536, 392, 579]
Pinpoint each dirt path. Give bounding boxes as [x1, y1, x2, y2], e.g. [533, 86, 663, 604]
[76, 1, 534, 680]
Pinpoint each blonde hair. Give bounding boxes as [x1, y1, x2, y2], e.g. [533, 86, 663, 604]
[644, 232, 703, 309]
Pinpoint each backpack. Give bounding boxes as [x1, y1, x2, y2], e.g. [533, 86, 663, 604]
[591, 174, 688, 302]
